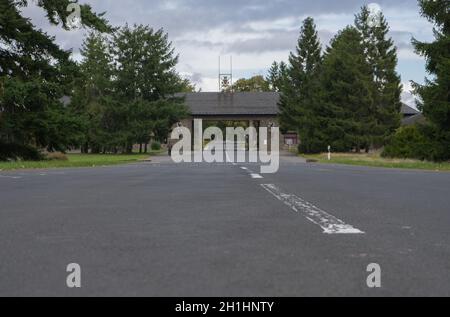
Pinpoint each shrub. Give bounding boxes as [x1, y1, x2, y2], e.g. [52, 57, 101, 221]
[151, 141, 161, 151]
[0, 143, 44, 161]
[382, 125, 434, 160]
[45, 152, 68, 161]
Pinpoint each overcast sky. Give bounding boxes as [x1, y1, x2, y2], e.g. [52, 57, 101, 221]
[22, 0, 435, 106]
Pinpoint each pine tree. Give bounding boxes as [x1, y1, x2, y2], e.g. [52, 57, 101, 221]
[321, 27, 375, 152]
[412, 0, 450, 161]
[279, 17, 324, 153]
[355, 6, 402, 146]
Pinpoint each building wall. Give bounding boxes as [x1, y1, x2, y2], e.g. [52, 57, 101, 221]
[171, 116, 296, 150]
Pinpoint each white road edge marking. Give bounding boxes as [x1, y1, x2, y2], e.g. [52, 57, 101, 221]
[251, 174, 264, 179]
[261, 184, 364, 235]
[241, 167, 248, 170]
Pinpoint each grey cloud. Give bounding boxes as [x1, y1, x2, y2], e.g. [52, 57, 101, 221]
[23, 0, 425, 55]
[20, 0, 432, 93]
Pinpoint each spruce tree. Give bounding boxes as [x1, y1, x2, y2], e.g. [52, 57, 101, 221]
[111, 25, 188, 152]
[355, 5, 402, 146]
[267, 62, 280, 91]
[279, 17, 324, 153]
[71, 32, 113, 153]
[321, 27, 375, 152]
[412, 0, 450, 161]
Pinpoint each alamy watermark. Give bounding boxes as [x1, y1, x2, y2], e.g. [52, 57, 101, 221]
[66, 2, 82, 29]
[66, 263, 81, 288]
[170, 119, 280, 174]
[366, 263, 381, 288]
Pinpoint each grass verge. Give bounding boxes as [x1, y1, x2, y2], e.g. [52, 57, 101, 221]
[0, 153, 155, 171]
[301, 152, 450, 172]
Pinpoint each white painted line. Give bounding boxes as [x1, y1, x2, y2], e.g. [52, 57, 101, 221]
[261, 184, 364, 235]
[251, 173, 264, 179]
[240, 167, 248, 170]
[0, 175, 22, 179]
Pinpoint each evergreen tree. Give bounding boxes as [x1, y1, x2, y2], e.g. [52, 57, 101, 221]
[0, 0, 110, 159]
[71, 32, 113, 153]
[355, 5, 402, 146]
[412, 0, 450, 161]
[321, 27, 375, 152]
[267, 62, 288, 92]
[279, 17, 324, 153]
[111, 24, 188, 152]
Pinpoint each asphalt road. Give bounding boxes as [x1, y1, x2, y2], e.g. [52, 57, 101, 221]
[0, 152, 449, 296]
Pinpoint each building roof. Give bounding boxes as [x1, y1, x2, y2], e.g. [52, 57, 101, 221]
[178, 92, 421, 117]
[402, 113, 426, 126]
[176, 92, 279, 116]
[401, 103, 420, 116]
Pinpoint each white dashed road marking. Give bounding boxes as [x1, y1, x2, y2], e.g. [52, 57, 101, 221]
[239, 166, 263, 179]
[0, 175, 22, 179]
[261, 184, 364, 235]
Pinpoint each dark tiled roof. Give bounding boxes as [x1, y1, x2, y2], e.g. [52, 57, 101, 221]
[176, 92, 279, 116]
[178, 93, 420, 117]
[402, 113, 426, 126]
[401, 103, 420, 116]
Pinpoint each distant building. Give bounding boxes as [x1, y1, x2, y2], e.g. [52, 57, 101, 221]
[177, 92, 422, 147]
[401, 103, 420, 120]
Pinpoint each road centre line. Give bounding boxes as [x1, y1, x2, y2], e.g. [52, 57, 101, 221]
[261, 184, 364, 235]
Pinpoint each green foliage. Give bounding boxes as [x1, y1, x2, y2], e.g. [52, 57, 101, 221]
[151, 141, 161, 151]
[267, 62, 285, 92]
[0, 142, 43, 161]
[355, 5, 402, 144]
[411, 0, 450, 161]
[279, 17, 325, 153]
[0, 0, 111, 161]
[278, 8, 404, 154]
[321, 27, 375, 152]
[382, 125, 434, 160]
[111, 25, 189, 149]
[230, 75, 271, 92]
[70, 25, 189, 154]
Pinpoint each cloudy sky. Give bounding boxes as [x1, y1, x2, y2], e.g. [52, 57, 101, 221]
[22, 0, 435, 106]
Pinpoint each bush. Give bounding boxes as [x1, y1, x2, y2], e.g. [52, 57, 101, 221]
[0, 143, 44, 161]
[382, 125, 434, 160]
[151, 141, 161, 151]
[45, 152, 68, 161]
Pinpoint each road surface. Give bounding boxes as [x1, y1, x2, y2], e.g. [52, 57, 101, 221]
[0, 152, 449, 296]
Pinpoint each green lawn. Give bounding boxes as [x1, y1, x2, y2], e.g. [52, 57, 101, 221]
[301, 152, 450, 172]
[0, 153, 155, 171]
